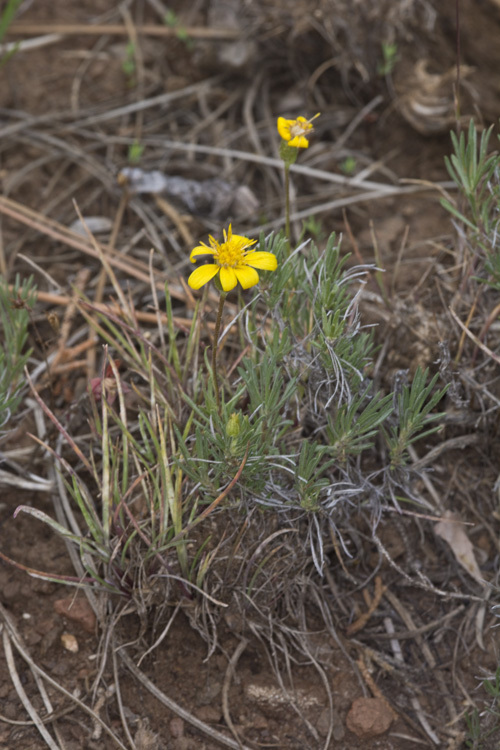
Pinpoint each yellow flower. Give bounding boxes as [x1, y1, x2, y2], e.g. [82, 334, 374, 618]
[188, 225, 278, 292]
[277, 113, 320, 148]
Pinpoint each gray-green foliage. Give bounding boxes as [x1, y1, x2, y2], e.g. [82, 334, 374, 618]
[386, 368, 446, 469]
[174, 232, 448, 571]
[0, 275, 35, 429]
[441, 120, 500, 280]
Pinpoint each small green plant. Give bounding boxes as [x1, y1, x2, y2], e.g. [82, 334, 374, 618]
[164, 9, 193, 50]
[441, 121, 500, 353]
[340, 155, 357, 175]
[386, 368, 447, 470]
[128, 139, 145, 164]
[464, 667, 500, 748]
[0, 275, 36, 430]
[0, 0, 23, 69]
[301, 215, 326, 244]
[441, 120, 499, 248]
[377, 41, 398, 76]
[122, 41, 137, 86]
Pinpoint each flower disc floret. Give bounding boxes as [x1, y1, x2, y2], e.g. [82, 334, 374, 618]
[277, 113, 320, 148]
[188, 224, 278, 292]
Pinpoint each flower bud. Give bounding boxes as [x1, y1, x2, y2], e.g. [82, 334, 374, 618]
[226, 412, 241, 438]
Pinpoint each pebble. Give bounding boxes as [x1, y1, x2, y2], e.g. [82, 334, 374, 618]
[346, 696, 394, 739]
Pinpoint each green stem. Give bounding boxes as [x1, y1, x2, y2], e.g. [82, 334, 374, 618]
[212, 292, 226, 414]
[284, 163, 291, 252]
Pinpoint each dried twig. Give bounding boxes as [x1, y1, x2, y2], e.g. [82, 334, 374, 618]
[346, 576, 386, 636]
[8, 22, 241, 39]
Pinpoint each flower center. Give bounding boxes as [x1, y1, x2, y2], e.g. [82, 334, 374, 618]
[216, 238, 249, 268]
[290, 121, 312, 138]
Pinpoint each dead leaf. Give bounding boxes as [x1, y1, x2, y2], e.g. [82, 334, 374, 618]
[434, 512, 483, 584]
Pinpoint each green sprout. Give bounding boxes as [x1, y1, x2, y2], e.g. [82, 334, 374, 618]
[378, 41, 398, 76]
[122, 41, 137, 86]
[128, 139, 145, 164]
[340, 156, 357, 175]
[0, 0, 23, 69]
[164, 9, 193, 50]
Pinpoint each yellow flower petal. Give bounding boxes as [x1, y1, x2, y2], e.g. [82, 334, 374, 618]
[188, 264, 219, 289]
[190, 243, 215, 262]
[219, 266, 238, 291]
[277, 117, 292, 141]
[288, 135, 309, 148]
[245, 251, 278, 271]
[235, 266, 259, 289]
[232, 234, 257, 249]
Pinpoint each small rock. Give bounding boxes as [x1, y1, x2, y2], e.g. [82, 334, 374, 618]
[346, 697, 394, 739]
[61, 632, 79, 653]
[54, 595, 96, 633]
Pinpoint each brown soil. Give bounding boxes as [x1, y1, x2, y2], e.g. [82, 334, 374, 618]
[1, 1, 500, 749]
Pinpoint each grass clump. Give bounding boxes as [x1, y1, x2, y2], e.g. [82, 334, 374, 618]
[12, 226, 447, 620]
[0, 275, 36, 431]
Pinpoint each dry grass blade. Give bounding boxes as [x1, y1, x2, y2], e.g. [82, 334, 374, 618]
[8, 22, 241, 40]
[25, 369, 92, 474]
[449, 306, 500, 366]
[69, 75, 223, 128]
[384, 589, 459, 730]
[112, 646, 136, 750]
[0, 33, 63, 55]
[154, 139, 456, 195]
[0, 195, 187, 301]
[0, 468, 53, 491]
[346, 576, 386, 636]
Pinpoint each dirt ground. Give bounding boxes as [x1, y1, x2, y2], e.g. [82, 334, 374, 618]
[1, 1, 500, 749]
